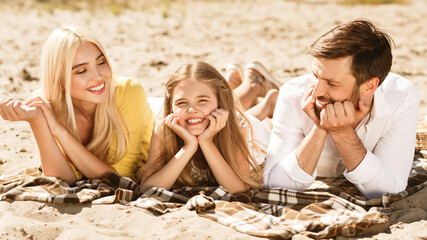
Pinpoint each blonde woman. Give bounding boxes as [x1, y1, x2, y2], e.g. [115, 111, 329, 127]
[140, 61, 266, 194]
[0, 26, 154, 185]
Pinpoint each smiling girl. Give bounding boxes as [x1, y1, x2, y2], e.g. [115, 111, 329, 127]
[140, 61, 264, 194]
[0, 26, 154, 185]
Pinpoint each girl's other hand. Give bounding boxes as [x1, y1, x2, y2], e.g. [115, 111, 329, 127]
[24, 96, 63, 136]
[0, 97, 42, 122]
[198, 108, 228, 143]
[164, 113, 198, 148]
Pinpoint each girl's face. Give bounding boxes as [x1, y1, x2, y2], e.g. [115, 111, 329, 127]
[70, 41, 111, 110]
[171, 79, 218, 136]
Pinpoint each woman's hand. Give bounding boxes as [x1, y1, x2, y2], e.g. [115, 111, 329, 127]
[0, 97, 42, 122]
[1, 97, 78, 184]
[24, 96, 63, 136]
[198, 109, 228, 144]
[164, 113, 198, 148]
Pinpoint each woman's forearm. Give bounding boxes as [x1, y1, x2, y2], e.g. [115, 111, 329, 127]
[29, 117, 77, 184]
[53, 125, 116, 179]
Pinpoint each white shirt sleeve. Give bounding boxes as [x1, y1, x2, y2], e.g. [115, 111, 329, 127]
[263, 82, 316, 190]
[344, 90, 420, 199]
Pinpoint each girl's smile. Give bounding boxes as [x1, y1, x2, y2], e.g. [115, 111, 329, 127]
[186, 117, 205, 125]
[171, 79, 218, 136]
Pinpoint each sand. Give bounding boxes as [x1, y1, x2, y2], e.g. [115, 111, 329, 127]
[0, 0, 426, 239]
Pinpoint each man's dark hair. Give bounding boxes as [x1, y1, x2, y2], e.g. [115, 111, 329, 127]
[308, 19, 394, 87]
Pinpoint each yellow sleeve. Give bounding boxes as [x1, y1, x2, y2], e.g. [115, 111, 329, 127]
[67, 161, 84, 180]
[106, 76, 155, 181]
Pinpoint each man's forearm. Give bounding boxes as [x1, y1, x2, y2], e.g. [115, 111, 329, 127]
[329, 128, 366, 172]
[296, 125, 328, 175]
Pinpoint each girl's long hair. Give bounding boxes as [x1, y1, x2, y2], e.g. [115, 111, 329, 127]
[158, 61, 262, 189]
[40, 26, 128, 162]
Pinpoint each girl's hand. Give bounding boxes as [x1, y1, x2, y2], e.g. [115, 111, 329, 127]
[198, 109, 228, 144]
[0, 97, 42, 122]
[24, 96, 63, 136]
[164, 113, 198, 148]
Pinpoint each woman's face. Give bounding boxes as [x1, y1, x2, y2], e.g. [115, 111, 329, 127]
[70, 41, 111, 110]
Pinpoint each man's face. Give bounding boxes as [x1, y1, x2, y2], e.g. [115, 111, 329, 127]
[310, 56, 360, 118]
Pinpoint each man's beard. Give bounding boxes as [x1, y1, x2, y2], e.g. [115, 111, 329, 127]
[314, 87, 360, 119]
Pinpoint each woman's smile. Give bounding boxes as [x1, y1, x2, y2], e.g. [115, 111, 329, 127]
[87, 82, 105, 95]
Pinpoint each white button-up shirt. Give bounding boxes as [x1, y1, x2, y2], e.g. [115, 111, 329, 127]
[263, 73, 420, 199]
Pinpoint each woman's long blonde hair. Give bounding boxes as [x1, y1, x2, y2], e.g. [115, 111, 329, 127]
[40, 26, 128, 161]
[160, 61, 262, 189]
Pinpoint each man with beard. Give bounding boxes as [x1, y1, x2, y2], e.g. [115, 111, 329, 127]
[263, 19, 420, 199]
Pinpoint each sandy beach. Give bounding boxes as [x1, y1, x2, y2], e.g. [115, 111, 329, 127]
[0, 0, 426, 239]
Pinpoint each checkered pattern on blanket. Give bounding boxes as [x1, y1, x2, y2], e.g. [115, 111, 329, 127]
[0, 168, 139, 204]
[1, 158, 426, 239]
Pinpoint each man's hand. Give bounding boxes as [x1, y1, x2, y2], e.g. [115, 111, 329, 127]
[301, 85, 320, 126]
[320, 99, 371, 134]
[320, 101, 355, 133]
[320, 99, 371, 172]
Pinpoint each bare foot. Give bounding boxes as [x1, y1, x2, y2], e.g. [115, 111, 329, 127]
[226, 69, 242, 90]
[246, 61, 280, 97]
[245, 89, 279, 121]
[245, 69, 266, 98]
[225, 63, 243, 90]
[263, 89, 279, 118]
[246, 67, 279, 98]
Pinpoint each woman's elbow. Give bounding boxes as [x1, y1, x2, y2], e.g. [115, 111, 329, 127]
[44, 172, 77, 186]
[139, 181, 154, 192]
[64, 177, 77, 186]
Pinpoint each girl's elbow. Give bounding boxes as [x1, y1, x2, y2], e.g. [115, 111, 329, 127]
[228, 184, 251, 195]
[139, 179, 171, 193]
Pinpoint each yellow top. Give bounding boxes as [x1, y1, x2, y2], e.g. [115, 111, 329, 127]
[67, 76, 155, 181]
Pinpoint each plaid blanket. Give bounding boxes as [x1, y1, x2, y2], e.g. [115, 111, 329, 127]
[1, 156, 426, 239]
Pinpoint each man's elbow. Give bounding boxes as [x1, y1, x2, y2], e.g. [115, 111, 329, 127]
[361, 179, 408, 199]
[263, 172, 309, 191]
